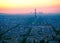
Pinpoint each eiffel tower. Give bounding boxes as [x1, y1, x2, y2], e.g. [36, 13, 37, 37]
[34, 8, 37, 19]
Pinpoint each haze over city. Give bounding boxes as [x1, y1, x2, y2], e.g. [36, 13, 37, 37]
[0, 0, 60, 14]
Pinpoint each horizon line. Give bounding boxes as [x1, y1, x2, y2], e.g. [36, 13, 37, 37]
[0, 12, 60, 15]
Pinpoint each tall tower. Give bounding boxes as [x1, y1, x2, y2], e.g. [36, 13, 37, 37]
[34, 8, 37, 18]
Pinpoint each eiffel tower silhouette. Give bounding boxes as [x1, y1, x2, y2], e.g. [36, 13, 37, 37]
[34, 8, 37, 19]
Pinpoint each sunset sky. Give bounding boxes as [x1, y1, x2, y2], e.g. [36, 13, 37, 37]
[0, 0, 60, 14]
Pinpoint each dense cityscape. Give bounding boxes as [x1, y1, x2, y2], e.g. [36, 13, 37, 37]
[0, 13, 60, 43]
